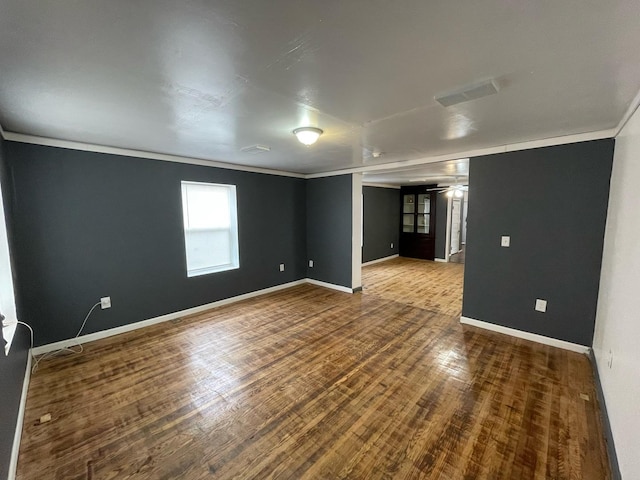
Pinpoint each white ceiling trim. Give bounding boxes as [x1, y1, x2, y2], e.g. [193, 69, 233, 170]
[1, 130, 306, 179]
[0, 125, 618, 180]
[615, 86, 640, 137]
[307, 128, 617, 179]
[362, 183, 401, 189]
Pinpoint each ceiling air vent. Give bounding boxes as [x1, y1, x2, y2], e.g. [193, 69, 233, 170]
[435, 79, 499, 107]
[240, 144, 271, 154]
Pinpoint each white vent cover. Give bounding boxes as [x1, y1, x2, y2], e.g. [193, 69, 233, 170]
[240, 144, 271, 154]
[435, 79, 499, 107]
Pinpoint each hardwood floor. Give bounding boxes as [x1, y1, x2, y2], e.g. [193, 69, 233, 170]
[17, 258, 611, 479]
[361, 257, 464, 317]
[448, 248, 465, 265]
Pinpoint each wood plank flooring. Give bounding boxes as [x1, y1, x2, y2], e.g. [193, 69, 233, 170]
[17, 258, 611, 479]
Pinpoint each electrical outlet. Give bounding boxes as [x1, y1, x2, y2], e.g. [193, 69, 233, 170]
[535, 299, 547, 312]
[279, 263, 285, 272]
[308, 260, 314, 267]
[390, 242, 394, 249]
[100, 297, 111, 309]
[501, 236, 510, 247]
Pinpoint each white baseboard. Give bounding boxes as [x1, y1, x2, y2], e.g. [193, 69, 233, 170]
[31, 278, 357, 355]
[434, 258, 447, 263]
[460, 316, 590, 354]
[32, 280, 307, 355]
[305, 278, 353, 294]
[362, 254, 399, 266]
[8, 352, 31, 480]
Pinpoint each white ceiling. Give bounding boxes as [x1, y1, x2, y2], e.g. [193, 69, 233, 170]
[1, 1, 639, 176]
[364, 159, 469, 187]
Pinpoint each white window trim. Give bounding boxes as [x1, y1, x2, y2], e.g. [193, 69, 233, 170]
[181, 181, 240, 278]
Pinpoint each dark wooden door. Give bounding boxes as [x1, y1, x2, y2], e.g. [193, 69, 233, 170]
[399, 185, 437, 260]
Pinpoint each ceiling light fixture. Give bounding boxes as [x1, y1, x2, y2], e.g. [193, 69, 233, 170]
[445, 186, 466, 198]
[293, 127, 323, 146]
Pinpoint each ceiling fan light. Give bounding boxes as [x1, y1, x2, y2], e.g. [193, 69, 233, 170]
[293, 127, 323, 146]
[454, 189, 464, 198]
[446, 190, 454, 198]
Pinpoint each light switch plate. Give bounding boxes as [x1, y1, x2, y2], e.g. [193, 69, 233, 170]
[501, 236, 510, 247]
[535, 299, 547, 312]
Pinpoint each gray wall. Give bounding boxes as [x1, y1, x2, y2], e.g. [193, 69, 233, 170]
[306, 175, 353, 288]
[462, 140, 614, 346]
[0, 135, 29, 480]
[6, 142, 307, 346]
[362, 186, 399, 263]
[435, 193, 448, 259]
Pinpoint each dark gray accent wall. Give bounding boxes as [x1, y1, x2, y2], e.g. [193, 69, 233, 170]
[362, 186, 399, 263]
[0, 135, 29, 480]
[462, 140, 614, 346]
[435, 193, 448, 259]
[306, 175, 352, 288]
[5, 142, 307, 346]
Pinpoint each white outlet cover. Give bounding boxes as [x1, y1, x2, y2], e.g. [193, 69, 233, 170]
[100, 296, 111, 309]
[501, 236, 510, 247]
[279, 264, 285, 272]
[390, 243, 394, 249]
[308, 260, 313, 267]
[535, 299, 547, 312]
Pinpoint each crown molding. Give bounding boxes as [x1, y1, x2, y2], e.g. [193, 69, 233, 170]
[2, 131, 305, 179]
[614, 86, 640, 137]
[362, 183, 401, 189]
[0, 123, 620, 181]
[305, 128, 617, 179]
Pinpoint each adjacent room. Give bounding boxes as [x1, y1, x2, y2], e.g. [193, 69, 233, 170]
[1, 1, 640, 479]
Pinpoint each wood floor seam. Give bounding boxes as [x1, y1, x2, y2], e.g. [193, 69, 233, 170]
[16, 258, 611, 479]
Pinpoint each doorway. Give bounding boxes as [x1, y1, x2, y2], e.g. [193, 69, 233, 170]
[446, 191, 467, 264]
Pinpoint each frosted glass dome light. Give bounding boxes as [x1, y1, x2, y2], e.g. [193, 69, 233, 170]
[293, 127, 323, 146]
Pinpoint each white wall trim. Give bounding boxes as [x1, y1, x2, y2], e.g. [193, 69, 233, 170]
[444, 196, 453, 262]
[31, 279, 357, 355]
[2, 131, 305, 179]
[305, 278, 353, 294]
[460, 316, 590, 354]
[362, 254, 399, 266]
[352, 173, 363, 290]
[615, 86, 640, 137]
[2, 126, 618, 182]
[362, 183, 401, 189]
[306, 128, 616, 179]
[434, 258, 447, 263]
[32, 280, 307, 355]
[8, 352, 31, 480]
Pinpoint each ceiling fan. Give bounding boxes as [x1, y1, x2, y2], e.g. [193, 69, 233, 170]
[426, 183, 468, 198]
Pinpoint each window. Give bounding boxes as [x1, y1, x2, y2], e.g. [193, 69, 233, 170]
[181, 181, 239, 277]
